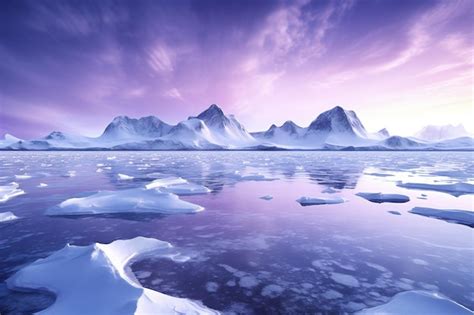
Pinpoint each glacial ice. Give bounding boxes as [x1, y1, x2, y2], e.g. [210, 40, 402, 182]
[296, 196, 345, 206]
[357, 290, 472, 314]
[117, 173, 134, 180]
[0, 211, 20, 223]
[7, 237, 218, 315]
[46, 188, 203, 216]
[356, 192, 410, 203]
[397, 182, 474, 197]
[409, 207, 474, 228]
[145, 177, 211, 195]
[0, 182, 25, 203]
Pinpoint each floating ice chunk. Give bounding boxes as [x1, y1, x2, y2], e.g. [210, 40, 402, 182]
[0, 182, 25, 203]
[117, 173, 134, 180]
[7, 237, 218, 315]
[145, 177, 211, 195]
[239, 276, 260, 289]
[409, 207, 474, 228]
[261, 284, 284, 298]
[412, 259, 428, 266]
[106, 156, 116, 160]
[322, 289, 343, 300]
[296, 196, 345, 206]
[65, 170, 76, 177]
[322, 187, 338, 193]
[205, 282, 219, 293]
[37, 183, 48, 188]
[356, 192, 409, 203]
[0, 211, 20, 222]
[397, 182, 474, 197]
[356, 290, 472, 314]
[388, 211, 401, 216]
[260, 195, 273, 200]
[96, 168, 103, 173]
[15, 174, 31, 180]
[47, 188, 203, 216]
[330, 272, 360, 287]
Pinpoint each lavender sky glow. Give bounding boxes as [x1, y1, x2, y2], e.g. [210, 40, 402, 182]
[0, 0, 472, 138]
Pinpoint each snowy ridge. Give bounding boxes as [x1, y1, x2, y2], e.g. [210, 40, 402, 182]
[1, 105, 472, 151]
[7, 237, 219, 315]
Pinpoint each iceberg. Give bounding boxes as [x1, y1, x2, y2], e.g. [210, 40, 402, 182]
[397, 182, 474, 197]
[409, 207, 474, 228]
[7, 237, 218, 315]
[118, 173, 134, 180]
[356, 192, 410, 203]
[357, 290, 472, 314]
[0, 182, 25, 203]
[296, 196, 345, 206]
[46, 188, 203, 216]
[145, 177, 211, 195]
[0, 211, 20, 222]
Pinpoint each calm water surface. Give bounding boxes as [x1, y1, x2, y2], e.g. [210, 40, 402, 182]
[0, 151, 473, 314]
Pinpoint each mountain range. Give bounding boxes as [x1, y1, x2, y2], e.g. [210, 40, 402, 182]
[1, 105, 472, 151]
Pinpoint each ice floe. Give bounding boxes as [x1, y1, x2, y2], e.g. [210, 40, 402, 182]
[230, 171, 278, 182]
[145, 177, 211, 195]
[7, 237, 218, 315]
[356, 192, 410, 203]
[296, 196, 345, 206]
[261, 284, 284, 298]
[0, 182, 25, 203]
[330, 272, 360, 287]
[260, 195, 273, 200]
[0, 211, 20, 223]
[14, 174, 32, 180]
[357, 290, 472, 314]
[388, 211, 401, 216]
[409, 207, 474, 228]
[37, 183, 48, 188]
[47, 188, 203, 216]
[397, 182, 474, 197]
[117, 173, 134, 180]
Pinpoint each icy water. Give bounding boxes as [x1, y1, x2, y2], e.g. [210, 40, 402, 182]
[0, 151, 473, 314]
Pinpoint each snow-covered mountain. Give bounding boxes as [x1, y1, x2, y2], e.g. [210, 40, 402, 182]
[414, 124, 471, 141]
[1, 105, 472, 151]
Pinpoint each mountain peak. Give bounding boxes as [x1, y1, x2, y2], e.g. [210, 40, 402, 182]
[196, 104, 225, 120]
[307, 106, 367, 138]
[45, 131, 66, 140]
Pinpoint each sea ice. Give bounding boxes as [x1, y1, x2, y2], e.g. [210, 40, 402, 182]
[205, 282, 219, 293]
[7, 237, 218, 315]
[261, 284, 284, 298]
[0, 182, 25, 203]
[46, 188, 203, 215]
[37, 183, 48, 188]
[15, 174, 32, 179]
[296, 196, 345, 206]
[322, 289, 343, 300]
[412, 259, 429, 266]
[397, 182, 474, 197]
[356, 290, 472, 314]
[239, 276, 260, 289]
[356, 192, 409, 203]
[0, 211, 20, 223]
[117, 173, 134, 180]
[260, 195, 273, 200]
[330, 272, 360, 287]
[409, 207, 474, 228]
[145, 177, 211, 195]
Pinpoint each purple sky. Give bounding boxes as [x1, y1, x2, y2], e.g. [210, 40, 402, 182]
[0, 0, 472, 138]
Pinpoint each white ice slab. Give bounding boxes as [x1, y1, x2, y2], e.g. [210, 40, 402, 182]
[117, 173, 134, 180]
[296, 196, 345, 206]
[0, 182, 25, 203]
[0, 211, 20, 222]
[7, 237, 218, 315]
[145, 177, 211, 195]
[410, 207, 474, 228]
[356, 192, 410, 203]
[397, 182, 474, 197]
[46, 188, 203, 215]
[357, 290, 472, 314]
